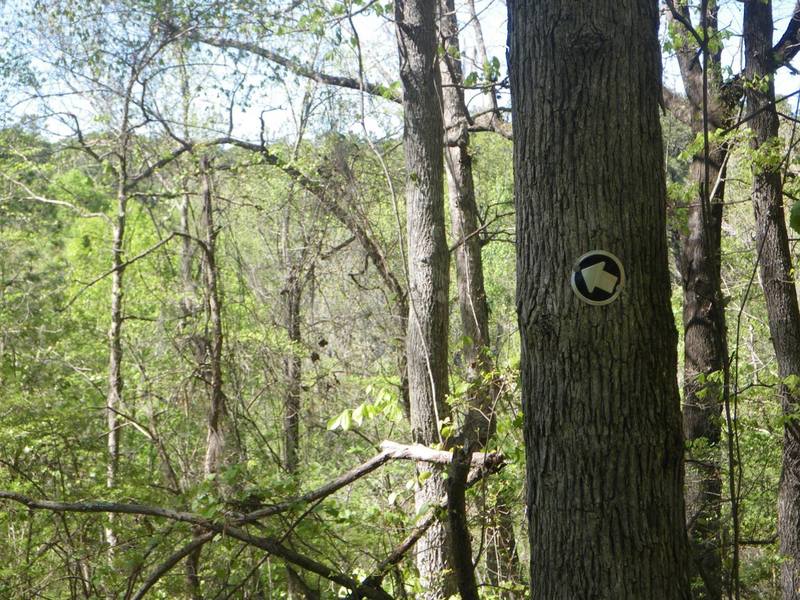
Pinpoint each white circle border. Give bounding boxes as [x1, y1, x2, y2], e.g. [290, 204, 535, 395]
[570, 250, 626, 306]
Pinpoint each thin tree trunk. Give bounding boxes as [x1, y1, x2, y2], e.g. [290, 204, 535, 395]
[439, 0, 494, 445]
[281, 206, 304, 600]
[438, 0, 520, 593]
[395, 1, 452, 597]
[281, 207, 303, 475]
[446, 447, 480, 600]
[668, 5, 738, 596]
[483, 489, 520, 594]
[179, 56, 197, 321]
[183, 157, 227, 600]
[283, 275, 302, 474]
[743, 3, 800, 598]
[509, 1, 692, 597]
[680, 148, 726, 600]
[200, 156, 226, 478]
[105, 181, 127, 560]
[177, 55, 203, 600]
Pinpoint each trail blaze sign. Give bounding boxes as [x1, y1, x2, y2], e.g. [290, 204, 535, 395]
[570, 250, 625, 306]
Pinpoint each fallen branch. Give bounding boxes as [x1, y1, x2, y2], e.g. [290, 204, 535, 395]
[0, 441, 503, 598]
[0, 491, 391, 599]
[378, 441, 502, 468]
[0, 491, 212, 527]
[343, 451, 506, 599]
[240, 441, 502, 522]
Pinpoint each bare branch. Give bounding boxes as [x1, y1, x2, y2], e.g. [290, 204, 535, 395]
[0, 491, 213, 527]
[61, 233, 177, 310]
[343, 452, 505, 599]
[773, 0, 800, 68]
[131, 532, 217, 600]
[468, 110, 512, 139]
[1, 173, 113, 223]
[218, 136, 408, 312]
[664, 0, 704, 47]
[378, 440, 502, 467]
[125, 144, 193, 192]
[0, 439, 504, 599]
[187, 30, 402, 104]
[0, 489, 393, 599]
[241, 441, 501, 522]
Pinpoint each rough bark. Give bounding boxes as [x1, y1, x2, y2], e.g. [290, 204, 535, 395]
[668, 7, 732, 596]
[439, 0, 494, 446]
[446, 446, 480, 600]
[438, 1, 521, 592]
[395, 1, 452, 597]
[680, 149, 727, 600]
[509, 1, 692, 598]
[743, 3, 800, 598]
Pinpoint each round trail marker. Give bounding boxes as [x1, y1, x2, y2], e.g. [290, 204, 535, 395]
[570, 250, 625, 306]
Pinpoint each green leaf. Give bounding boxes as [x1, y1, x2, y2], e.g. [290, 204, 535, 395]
[790, 201, 800, 235]
[352, 404, 362, 426]
[340, 410, 352, 431]
[784, 374, 800, 394]
[327, 409, 352, 431]
[414, 500, 432, 519]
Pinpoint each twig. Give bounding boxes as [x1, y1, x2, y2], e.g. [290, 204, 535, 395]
[61, 233, 177, 310]
[131, 532, 217, 600]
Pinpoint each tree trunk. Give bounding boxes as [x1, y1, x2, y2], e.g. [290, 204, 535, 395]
[446, 446, 480, 600]
[178, 59, 203, 600]
[667, 8, 731, 598]
[743, 3, 800, 598]
[105, 181, 127, 559]
[680, 150, 727, 600]
[509, 1, 692, 598]
[179, 55, 197, 321]
[668, 5, 748, 596]
[200, 157, 227, 478]
[278, 198, 310, 600]
[395, 1, 452, 597]
[281, 210, 303, 475]
[438, 0, 521, 593]
[439, 0, 494, 445]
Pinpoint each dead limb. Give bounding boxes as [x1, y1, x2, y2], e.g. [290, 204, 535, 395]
[0, 441, 503, 598]
[130, 531, 216, 600]
[343, 453, 506, 599]
[240, 440, 502, 522]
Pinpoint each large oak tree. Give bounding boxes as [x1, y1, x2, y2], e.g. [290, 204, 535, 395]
[509, 1, 692, 597]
